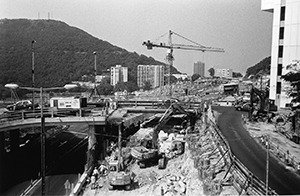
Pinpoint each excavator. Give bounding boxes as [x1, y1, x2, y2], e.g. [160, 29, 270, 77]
[131, 102, 199, 169]
[249, 86, 277, 121]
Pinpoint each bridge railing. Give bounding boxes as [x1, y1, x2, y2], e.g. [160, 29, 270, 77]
[0, 108, 82, 122]
[116, 100, 202, 109]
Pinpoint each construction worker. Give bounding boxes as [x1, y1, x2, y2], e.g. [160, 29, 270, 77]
[99, 164, 108, 176]
[204, 102, 208, 112]
[92, 167, 99, 179]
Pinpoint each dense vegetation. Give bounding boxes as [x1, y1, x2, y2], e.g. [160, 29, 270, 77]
[281, 62, 300, 103]
[244, 56, 271, 79]
[0, 19, 179, 98]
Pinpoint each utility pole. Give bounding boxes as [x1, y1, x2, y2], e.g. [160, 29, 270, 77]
[167, 30, 173, 97]
[118, 123, 123, 172]
[40, 87, 45, 196]
[265, 135, 269, 196]
[94, 51, 97, 95]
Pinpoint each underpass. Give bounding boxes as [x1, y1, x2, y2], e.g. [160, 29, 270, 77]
[2, 126, 88, 195]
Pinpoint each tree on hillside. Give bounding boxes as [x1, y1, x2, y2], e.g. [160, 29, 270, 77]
[191, 74, 201, 82]
[114, 81, 138, 92]
[245, 56, 271, 79]
[0, 19, 180, 97]
[143, 81, 152, 91]
[97, 77, 113, 95]
[281, 62, 300, 103]
[233, 72, 243, 78]
[208, 68, 215, 77]
[164, 75, 177, 85]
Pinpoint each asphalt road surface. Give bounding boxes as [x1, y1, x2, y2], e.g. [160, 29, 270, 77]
[2, 129, 87, 196]
[213, 106, 300, 195]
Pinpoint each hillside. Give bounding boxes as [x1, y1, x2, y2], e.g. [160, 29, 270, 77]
[244, 56, 271, 79]
[0, 19, 179, 90]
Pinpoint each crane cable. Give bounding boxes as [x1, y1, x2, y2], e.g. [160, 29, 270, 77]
[152, 32, 169, 43]
[171, 31, 206, 48]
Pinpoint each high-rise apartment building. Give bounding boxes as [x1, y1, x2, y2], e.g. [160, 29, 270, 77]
[215, 68, 233, 78]
[137, 65, 164, 89]
[193, 61, 205, 77]
[110, 65, 128, 86]
[262, 0, 300, 108]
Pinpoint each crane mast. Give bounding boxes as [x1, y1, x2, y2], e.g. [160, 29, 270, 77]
[143, 30, 224, 96]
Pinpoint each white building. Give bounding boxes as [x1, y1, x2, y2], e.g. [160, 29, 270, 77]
[215, 68, 233, 78]
[262, 0, 300, 108]
[110, 65, 128, 86]
[194, 61, 205, 77]
[137, 65, 164, 89]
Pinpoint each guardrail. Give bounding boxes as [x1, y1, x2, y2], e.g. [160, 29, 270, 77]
[188, 107, 278, 195]
[257, 134, 300, 173]
[208, 110, 277, 195]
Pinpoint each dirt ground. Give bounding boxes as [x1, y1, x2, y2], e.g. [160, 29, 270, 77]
[82, 142, 202, 196]
[244, 115, 300, 171]
[82, 120, 239, 196]
[82, 105, 300, 196]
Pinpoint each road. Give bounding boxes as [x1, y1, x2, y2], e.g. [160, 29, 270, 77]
[213, 106, 300, 195]
[2, 126, 88, 196]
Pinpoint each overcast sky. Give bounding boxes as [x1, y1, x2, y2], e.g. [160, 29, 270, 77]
[0, 0, 273, 76]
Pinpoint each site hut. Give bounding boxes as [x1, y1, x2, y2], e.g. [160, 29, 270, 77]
[49, 97, 87, 116]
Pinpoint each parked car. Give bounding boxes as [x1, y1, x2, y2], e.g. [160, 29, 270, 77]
[235, 102, 251, 111]
[6, 100, 39, 111]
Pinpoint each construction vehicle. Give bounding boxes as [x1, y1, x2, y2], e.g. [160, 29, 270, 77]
[250, 86, 277, 121]
[143, 30, 224, 96]
[108, 124, 134, 190]
[131, 102, 198, 169]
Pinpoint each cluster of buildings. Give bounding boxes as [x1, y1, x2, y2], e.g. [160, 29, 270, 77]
[108, 64, 165, 89]
[83, 0, 300, 110]
[193, 61, 233, 78]
[262, 0, 300, 108]
[77, 62, 234, 91]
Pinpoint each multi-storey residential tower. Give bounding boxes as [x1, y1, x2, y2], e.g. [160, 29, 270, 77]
[262, 0, 300, 108]
[137, 65, 164, 89]
[215, 68, 233, 78]
[193, 61, 205, 77]
[110, 65, 128, 86]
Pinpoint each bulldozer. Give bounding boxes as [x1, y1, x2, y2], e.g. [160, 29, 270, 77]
[131, 102, 198, 169]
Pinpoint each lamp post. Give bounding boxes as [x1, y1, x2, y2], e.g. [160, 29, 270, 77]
[89, 51, 100, 100]
[94, 51, 97, 93]
[31, 40, 36, 110]
[5, 83, 77, 196]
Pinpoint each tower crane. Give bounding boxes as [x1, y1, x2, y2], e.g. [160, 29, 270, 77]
[142, 30, 224, 96]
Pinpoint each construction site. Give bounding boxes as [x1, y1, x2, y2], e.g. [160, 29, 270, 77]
[76, 94, 294, 196]
[69, 75, 300, 196]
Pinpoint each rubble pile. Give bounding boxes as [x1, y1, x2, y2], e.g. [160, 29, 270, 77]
[135, 170, 158, 188]
[186, 119, 236, 196]
[82, 110, 239, 196]
[154, 174, 187, 196]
